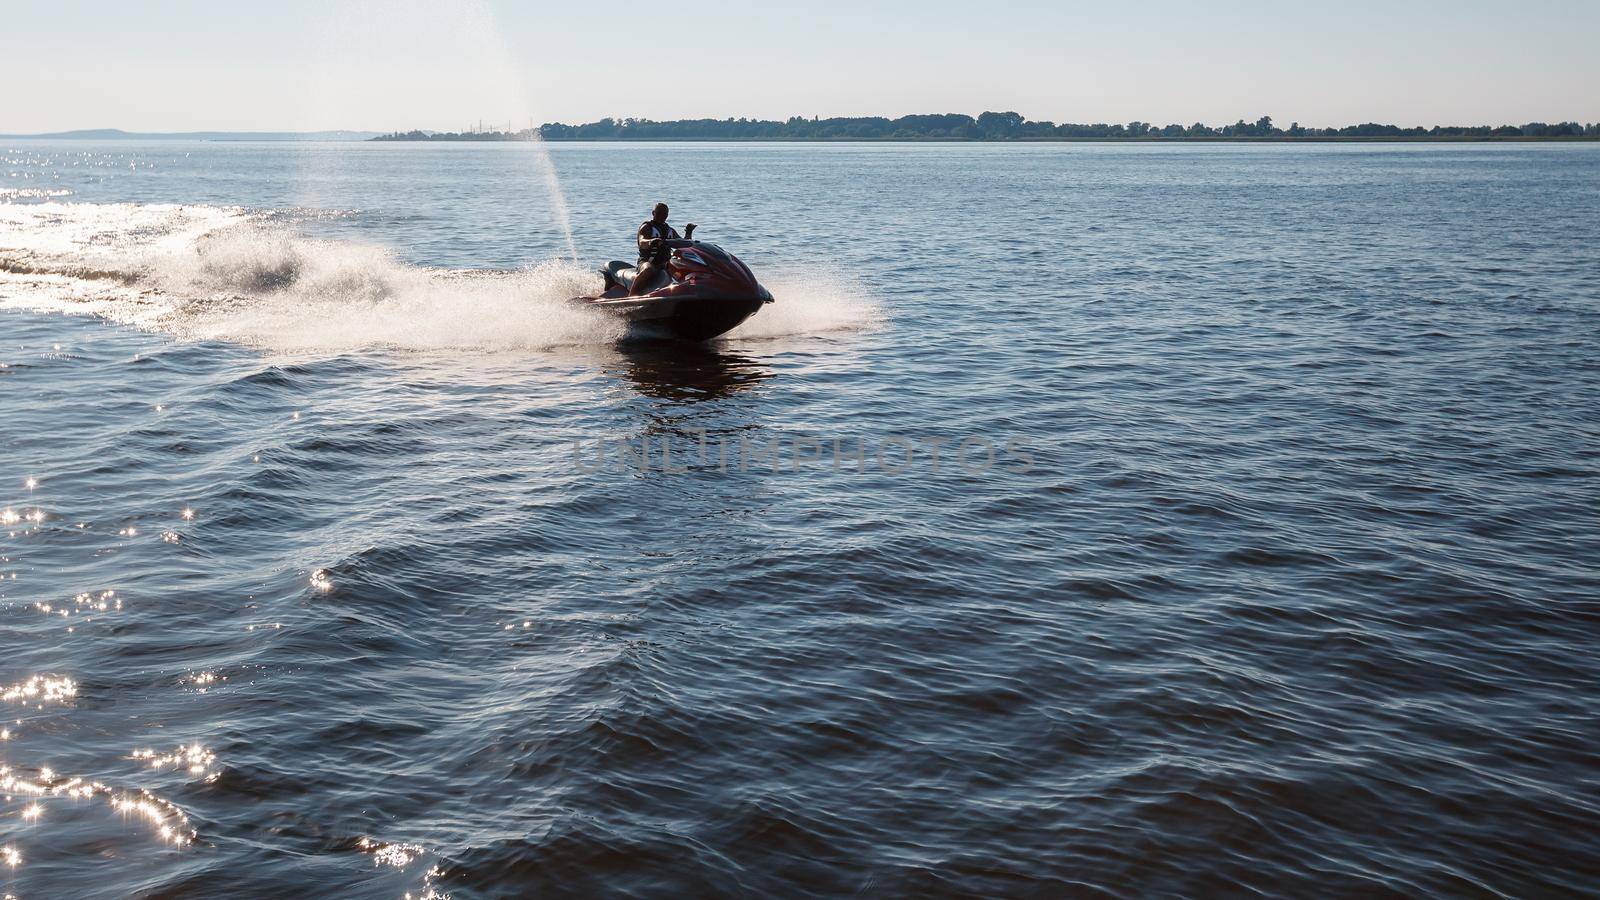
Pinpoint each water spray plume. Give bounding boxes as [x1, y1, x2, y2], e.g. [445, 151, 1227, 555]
[302, 0, 578, 260]
[457, 0, 578, 261]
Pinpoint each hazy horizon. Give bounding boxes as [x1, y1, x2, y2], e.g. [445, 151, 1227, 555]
[4, 0, 1598, 134]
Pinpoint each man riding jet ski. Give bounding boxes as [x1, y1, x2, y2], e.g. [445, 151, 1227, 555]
[633, 202, 682, 296]
[572, 202, 774, 342]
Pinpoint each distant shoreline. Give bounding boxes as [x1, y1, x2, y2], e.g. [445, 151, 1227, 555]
[9, 115, 1598, 144]
[0, 129, 382, 142]
[373, 112, 1600, 143]
[8, 134, 1596, 144]
[369, 135, 1599, 143]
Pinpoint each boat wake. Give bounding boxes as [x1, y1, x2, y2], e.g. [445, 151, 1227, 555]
[0, 203, 880, 352]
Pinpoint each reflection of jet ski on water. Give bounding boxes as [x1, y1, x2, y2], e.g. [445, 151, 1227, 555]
[613, 344, 774, 402]
[574, 222, 775, 342]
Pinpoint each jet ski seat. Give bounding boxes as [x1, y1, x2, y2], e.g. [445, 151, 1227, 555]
[601, 260, 636, 293]
[601, 259, 670, 296]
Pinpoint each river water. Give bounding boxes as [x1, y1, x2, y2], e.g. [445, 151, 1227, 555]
[1, 140, 1597, 896]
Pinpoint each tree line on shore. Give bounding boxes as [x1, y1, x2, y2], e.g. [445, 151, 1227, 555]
[374, 113, 1599, 142]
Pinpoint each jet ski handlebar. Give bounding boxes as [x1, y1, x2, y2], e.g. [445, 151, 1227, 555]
[648, 237, 704, 253]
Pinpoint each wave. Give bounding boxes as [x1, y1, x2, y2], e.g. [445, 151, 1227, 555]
[0, 202, 880, 352]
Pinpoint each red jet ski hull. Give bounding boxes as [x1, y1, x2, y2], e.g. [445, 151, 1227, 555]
[580, 292, 769, 342]
[574, 241, 773, 342]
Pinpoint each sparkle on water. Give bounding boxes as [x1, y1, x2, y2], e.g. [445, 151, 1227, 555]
[0, 676, 77, 705]
[131, 744, 219, 782]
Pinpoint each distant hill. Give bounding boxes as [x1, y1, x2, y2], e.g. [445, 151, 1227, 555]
[1, 128, 382, 141]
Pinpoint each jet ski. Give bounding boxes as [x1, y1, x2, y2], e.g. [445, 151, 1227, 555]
[574, 226, 774, 342]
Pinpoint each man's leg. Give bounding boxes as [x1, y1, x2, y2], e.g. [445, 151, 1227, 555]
[629, 246, 669, 296]
[629, 259, 656, 296]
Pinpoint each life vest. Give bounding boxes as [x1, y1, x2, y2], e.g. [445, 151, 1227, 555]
[641, 220, 678, 241]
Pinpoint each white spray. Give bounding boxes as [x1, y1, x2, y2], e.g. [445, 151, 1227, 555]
[0, 203, 881, 353]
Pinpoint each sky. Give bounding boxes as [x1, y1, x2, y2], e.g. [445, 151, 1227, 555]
[2, 0, 1597, 133]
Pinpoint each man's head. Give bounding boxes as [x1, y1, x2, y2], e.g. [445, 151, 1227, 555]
[652, 203, 669, 222]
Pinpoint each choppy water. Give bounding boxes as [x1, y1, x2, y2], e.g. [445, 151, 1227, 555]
[2, 141, 1598, 897]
